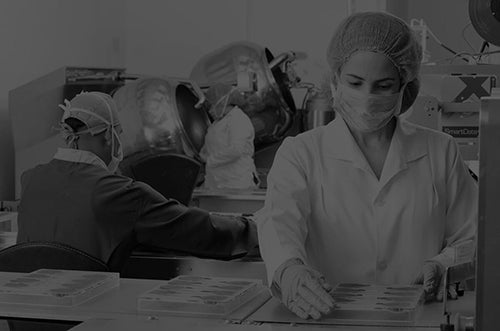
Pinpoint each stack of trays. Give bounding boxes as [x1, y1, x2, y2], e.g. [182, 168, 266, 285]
[0, 269, 119, 306]
[138, 275, 262, 316]
[330, 283, 425, 325]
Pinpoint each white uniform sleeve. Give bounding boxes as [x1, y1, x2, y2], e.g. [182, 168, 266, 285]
[430, 139, 477, 267]
[256, 137, 311, 283]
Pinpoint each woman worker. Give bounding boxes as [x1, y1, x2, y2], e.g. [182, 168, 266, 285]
[256, 12, 477, 320]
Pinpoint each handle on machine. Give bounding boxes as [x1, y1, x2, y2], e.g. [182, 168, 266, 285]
[268, 51, 296, 70]
[189, 81, 207, 109]
[175, 78, 206, 109]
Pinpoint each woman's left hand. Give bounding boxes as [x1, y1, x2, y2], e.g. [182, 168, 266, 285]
[413, 261, 458, 302]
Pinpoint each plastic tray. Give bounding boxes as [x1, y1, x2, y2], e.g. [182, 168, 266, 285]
[0, 269, 119, 306]
[138, 275, 262, 316]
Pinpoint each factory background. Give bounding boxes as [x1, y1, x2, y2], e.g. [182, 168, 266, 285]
[1, 0, 499, 330]
[0, 0, 489, 200]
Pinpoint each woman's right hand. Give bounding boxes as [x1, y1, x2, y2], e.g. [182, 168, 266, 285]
[279, 264, 336, 320]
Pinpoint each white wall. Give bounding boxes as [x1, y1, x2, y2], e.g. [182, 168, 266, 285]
[124, 0, 248, 77]
[124, 0, 350, 85]
[0, 0, 125, 199]
[348, 0, 386, 14]
[245, 0, 348, 86]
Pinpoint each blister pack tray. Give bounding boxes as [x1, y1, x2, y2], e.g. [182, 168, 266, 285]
[138, 275, 262, 316]
[0, 269, 119, 306]
[329, 283, 425, 324]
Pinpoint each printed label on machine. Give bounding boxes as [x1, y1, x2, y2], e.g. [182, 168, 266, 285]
[442, 126, 479, 138]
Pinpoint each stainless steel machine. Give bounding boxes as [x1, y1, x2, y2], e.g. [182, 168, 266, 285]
[189, 41, 298, 147]
[113, 77, 208, 158]
[111, 77, 210, 177]
[9, 68, 213, 197]
[405, 64, 500, 161]
[476, 89, 500, 331]
[9, 42, 303, 197]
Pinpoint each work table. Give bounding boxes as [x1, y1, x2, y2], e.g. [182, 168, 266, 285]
[0, 271, 474, 331]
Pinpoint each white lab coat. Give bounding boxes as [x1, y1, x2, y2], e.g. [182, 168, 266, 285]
[201, 106, 258, 190]
[256, 117, 477, 286]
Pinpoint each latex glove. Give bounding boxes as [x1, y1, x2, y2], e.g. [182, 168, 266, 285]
[413, 261, 458, 302]
[279, 264, 336, 320]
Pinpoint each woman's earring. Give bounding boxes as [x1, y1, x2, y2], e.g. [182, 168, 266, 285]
[330, 83, 338, 102]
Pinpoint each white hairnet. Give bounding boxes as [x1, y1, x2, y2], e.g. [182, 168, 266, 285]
[326, 12, 422, 112]
[60, 92, 121, 132]
[59, 91, 122, 145]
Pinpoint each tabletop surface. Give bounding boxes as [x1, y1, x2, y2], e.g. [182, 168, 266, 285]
[248, 293, 475, 328]
[0, 271, 475, 331]
[69, 312, 472, 331]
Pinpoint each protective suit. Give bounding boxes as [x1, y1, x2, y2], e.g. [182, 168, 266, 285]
[256, 117, 477, 286]
[257, 11, 476, 289]
[17, 153, 255, 262]
[200, 83, 258, 190]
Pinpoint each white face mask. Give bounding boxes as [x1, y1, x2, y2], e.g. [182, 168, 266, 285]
[210, 87, 237, 120]
[332, 82, 405, 132]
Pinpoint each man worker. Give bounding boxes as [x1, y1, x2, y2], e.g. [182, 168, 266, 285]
[17, 91, 258, 265]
